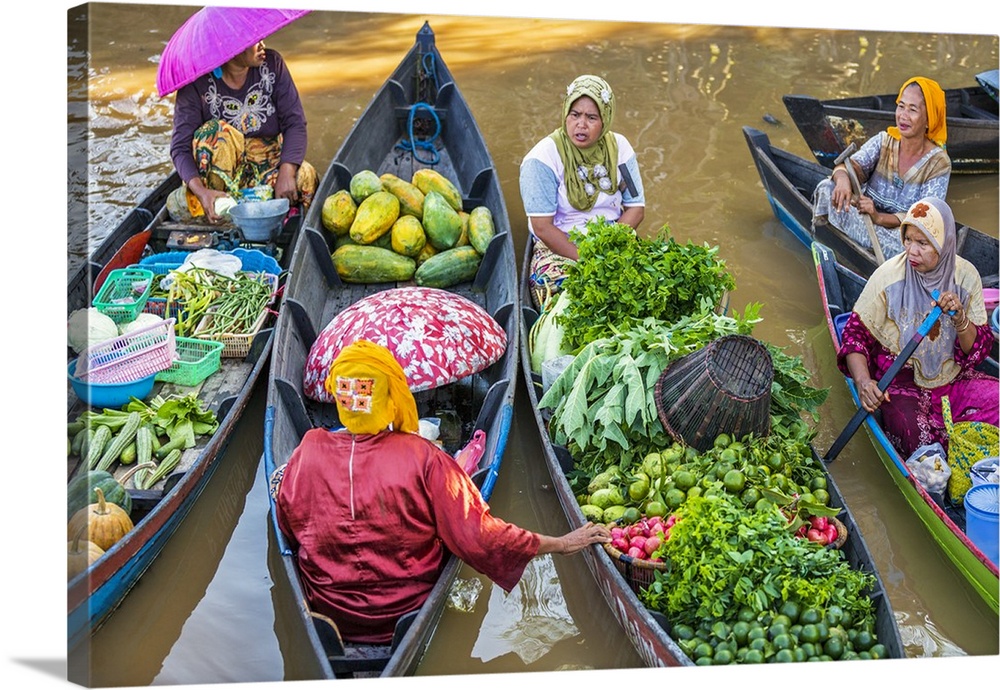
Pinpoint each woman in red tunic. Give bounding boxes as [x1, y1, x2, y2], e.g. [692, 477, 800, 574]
[274, 340, 609, 644]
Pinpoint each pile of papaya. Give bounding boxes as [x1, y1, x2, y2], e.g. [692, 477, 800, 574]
[321, 168, 496, 288]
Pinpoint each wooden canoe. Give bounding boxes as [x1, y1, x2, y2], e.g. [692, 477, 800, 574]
[518, 233, 904, 666]
[811, 240, 999, 613]
[977, 69, 999, 103]
[66, 174, 303, 655]
[261, 22, 518, 679]
[782, 86, 999, 174]
[742, 125, 999, 287]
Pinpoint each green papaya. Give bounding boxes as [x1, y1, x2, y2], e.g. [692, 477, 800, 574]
[421, 191, 462, 250]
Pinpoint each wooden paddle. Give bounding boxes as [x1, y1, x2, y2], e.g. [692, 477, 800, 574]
[822, 292, 945, 464]
[833, 144, 886, 266]
[93, 229, 152, 294]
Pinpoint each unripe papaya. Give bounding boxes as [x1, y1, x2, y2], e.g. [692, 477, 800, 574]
[349, 170, 384, 203]
[349, 191, 400, 245]
[332, 244, 416, 283]
[412, 168, 462, 211]
[421, 191, 462, 250]
[468, 206, 496, 255]
[414, 245, 482, 288]
[455, 211, 471, 247]
[390, 215, 427, 257]
[379, 173, 425, 219]
[321, 190, 357, 236]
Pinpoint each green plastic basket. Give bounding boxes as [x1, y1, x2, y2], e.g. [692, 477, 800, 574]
[93, 268, 155, 323]
[154, 337, 224, 387]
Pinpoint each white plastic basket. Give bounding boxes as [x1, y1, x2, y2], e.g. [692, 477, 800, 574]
[74, 318, 177, 384]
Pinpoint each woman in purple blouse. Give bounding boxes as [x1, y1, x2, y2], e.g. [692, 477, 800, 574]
[168, 40, 317, 223]
[837, 197, 997, 458]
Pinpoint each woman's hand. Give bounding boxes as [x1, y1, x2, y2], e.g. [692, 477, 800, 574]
[935, 290, 976, 354]
[855, 196, 877, 217]
[189, 179, 229, 224]
[274, 163, 300, 204]
[535, 522, 610, 557]
[857, 377, 889, 413]
[831, 167, 853, 211]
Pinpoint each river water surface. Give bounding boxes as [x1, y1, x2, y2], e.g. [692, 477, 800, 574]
[33, 2, 1000, 688]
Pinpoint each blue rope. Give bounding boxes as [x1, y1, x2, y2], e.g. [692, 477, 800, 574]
[396, 101, 441, 165]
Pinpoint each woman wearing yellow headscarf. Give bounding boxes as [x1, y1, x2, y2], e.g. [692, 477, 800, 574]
[812, 76, 952, 260]
[273, 340, 610, 645]
[519, 74, 646, 308]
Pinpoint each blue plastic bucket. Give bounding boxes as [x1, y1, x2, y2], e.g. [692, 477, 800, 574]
[965, 483, 999, 566]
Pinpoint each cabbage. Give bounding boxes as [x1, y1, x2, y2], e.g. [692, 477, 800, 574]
[529, 290, 573, 373]
[118, 312, 165, 335]
[67, 308, 119, 353]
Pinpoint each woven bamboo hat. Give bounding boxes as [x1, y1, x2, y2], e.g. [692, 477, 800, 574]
[654, 335, 773, 452]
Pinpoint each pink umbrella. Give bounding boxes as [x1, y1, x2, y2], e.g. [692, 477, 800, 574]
[302, 287, 509, 398]
[156, 6, 310, 97]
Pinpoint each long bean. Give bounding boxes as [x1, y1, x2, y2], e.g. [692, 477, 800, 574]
[197, 273, 274, 336]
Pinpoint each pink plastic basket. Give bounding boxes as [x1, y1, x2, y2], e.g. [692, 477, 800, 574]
[74, 318, 177, 384]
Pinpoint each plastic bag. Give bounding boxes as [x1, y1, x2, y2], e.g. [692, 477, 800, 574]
[904, 443, 951, 496]
[943, 395, 1000, 506]
[158, 248, 243, 290]
[454, 429, 486, 474]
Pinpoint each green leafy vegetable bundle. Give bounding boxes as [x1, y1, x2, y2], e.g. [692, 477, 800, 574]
[559, 219, 736, 352]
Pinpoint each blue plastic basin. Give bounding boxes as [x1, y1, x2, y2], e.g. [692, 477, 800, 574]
[68, 360, 156, 408]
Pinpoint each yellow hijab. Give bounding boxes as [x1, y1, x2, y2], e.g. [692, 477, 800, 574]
[324, 340, 419, 435]
[887, 76, 948, 147]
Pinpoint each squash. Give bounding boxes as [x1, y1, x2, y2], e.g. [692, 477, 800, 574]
[421, 191, 463, 250]
[390, 215, 427, 257]
[468, 206, 496, 255]
[411, 168, 463, 211]
[379, 173, 425, 219]
[414, 246, 482, 288]
[332, 244, 416, 283]
[68, 525, 105, 580]
[348, 169, 384, 203]
[66, 463, 153, 519]
[68, 487, 135, 552]
[349, 191, 400, 245]
[321, 189, 357, 236]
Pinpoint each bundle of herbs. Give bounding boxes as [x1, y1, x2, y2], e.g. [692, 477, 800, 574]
[558, 218, 735, 352]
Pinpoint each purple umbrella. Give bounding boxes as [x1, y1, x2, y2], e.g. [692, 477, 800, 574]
[156, 6, 310, 97]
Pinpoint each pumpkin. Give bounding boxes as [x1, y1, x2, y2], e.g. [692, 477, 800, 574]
[67, 487, 134, 552]
[68, 524, 105, 580]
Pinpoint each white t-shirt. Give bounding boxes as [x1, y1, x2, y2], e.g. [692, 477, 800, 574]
[519, 132, 644, 237]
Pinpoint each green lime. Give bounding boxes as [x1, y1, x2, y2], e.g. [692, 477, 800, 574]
[774, 648, 795, 663]
[768, 622, 789, 640]
[723, 469, 746, 493]
[853, 630, 874, 652]
[740, 486, 762, 507]
[798, 608, 822, 625]
[772, 633, 794, 651]
[673, 623, 695, 641]
[869, 643, 887, 660]
[823, 637, 844, 660]
[738, 606, 757, 623]
[778, 600, 801, 624]
[800, 624, 820, 644]
[747, 625, 767, 642]
[718, 450, 737, 468]
[645, 501, 667, 518]
[714, 433, 732, 449]
[693, 642, 714, 660]
[825, 605, 845, 627]
[800, 642, 817, 658]
[811, 489, 830, 505]
[673, 470, 696, 490]
[665, 488, 687, 510]
[793, 647, 808, 662]
[732, 621, 751, 645]
[711, 621, 731, 640]
[744, 648, 764, 664]
[622, 507, 642, 524]
[628, 478, 651, 502]
[809, 476, 827, 492]
[686, 486, 704, 500]
[766, 452, 784, 471]
[748, 636, 768, 653]
[754, 497, 774, 511]
[712, 648, 734, 665]
[771, 614, 792, 629]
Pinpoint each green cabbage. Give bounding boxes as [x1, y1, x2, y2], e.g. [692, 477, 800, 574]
[67, 308, 119, 353]
[529, 290, 573, 373]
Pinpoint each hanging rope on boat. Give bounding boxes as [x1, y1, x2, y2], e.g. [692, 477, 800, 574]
[396, 102, 441, 165]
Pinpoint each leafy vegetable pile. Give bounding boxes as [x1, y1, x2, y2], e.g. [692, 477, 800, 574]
[558, 219, 735, 351]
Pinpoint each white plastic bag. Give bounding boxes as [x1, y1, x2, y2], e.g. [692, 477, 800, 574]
[905, 443, 951, 495]
[158, 248, 243, 290]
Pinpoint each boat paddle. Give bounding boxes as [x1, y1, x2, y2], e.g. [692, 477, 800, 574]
[822, 290, 947, 464]
[832, 144, 886, 266]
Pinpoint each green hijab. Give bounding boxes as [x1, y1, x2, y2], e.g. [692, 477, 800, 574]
[550, 74, 620, 211]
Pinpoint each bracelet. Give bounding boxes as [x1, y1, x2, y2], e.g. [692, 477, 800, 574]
[955, 317, 971, 333]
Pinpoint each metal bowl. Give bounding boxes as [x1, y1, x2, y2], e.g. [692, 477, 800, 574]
[228, 198, 290, 242]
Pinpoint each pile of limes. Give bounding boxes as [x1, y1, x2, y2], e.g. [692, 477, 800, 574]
[672, 602, 887, 665]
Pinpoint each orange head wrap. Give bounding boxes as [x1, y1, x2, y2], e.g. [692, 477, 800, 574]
[324, 340, 419, 435]
[887, 76, 948, 147]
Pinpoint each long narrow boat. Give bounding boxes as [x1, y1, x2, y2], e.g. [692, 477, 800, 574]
[742, 125, 999, 287]
[66, 174, 302, 655]
[977, 69, 999, 102]
[518, 233, 903, 667]
[781, 86, 999, 174]
[811, 240, 1000, 613]
[262, 23, 518, 679]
